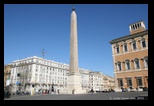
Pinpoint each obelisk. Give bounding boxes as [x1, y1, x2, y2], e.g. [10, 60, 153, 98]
[67, 7, 86, 94]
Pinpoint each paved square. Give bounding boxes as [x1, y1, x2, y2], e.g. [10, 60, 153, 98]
[4, 91, 148, 100]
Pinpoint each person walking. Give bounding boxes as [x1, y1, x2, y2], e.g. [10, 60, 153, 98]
[91, 88, 94, 95]
[57, 89, 59, 94]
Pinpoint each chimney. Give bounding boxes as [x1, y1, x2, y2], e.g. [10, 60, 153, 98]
[129, 20, 146, 34]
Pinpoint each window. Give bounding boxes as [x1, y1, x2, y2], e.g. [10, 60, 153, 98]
[124, 45, 127, 52]
[142, 40, 146, 48]
[123, 43, 128, 52]
[144, 56, 148, 68]
[126, 62, 130, 70]
[118, 78, 123, 87]
[134, 58, 140, 69]
[117, 62, 122, 71]
[116, 46, 119, 53]
[125, 60, 130, 70]
[132, 41, 137, 50]
[136, 77, 142, 87]
[145, 59, 148, 68]
[126, 78, 132, 87]
[141, 38, 146, 48]
[133, 43, 136, 50]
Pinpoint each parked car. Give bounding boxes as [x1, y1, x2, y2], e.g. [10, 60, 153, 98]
[4, 90, 11, 98]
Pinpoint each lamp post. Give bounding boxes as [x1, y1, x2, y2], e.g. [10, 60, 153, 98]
[15, 72, 20, 95]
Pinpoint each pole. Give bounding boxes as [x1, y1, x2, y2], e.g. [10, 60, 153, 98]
[15, 72, 17, 95]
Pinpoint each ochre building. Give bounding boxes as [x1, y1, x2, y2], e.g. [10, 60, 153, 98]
[4, 64, 12, 88]
[110, 20, 148, 92]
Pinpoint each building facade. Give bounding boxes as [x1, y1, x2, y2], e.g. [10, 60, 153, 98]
[9, 56, 114, 94]
[102, 75, 115, 91]
[10, 56, 69, 94]
[4, 64, 12, 88]
[110, 20, 148, 92]
[89, 72, 115, 92]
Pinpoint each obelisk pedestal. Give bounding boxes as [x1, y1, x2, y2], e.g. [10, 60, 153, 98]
[67, 7, 86, 94]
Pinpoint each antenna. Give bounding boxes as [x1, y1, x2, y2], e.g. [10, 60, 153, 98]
[41, 48, 47, 58]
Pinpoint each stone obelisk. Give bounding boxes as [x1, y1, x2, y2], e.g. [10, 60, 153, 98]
[67, 7, 86, 94]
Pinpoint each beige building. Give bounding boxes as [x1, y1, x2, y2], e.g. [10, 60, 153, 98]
[102, 75, 115, 91]
[4, 64, 12, 88]
[110, 20, 148, 92]
[89, 72, 115, 92]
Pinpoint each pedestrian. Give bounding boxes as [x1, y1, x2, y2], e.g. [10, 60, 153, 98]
[57, 89, 59, 94]
[91, 88, 94, 95]
[38, 89, 41, 95]
[51, 87, 54, 94]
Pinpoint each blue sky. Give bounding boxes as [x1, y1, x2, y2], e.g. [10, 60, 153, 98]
[4, 4, 148, 77]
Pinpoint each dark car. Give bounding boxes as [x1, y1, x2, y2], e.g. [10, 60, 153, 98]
[4, 90, 11, 98]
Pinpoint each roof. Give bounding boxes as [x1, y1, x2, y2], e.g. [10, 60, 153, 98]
[109, 30, 148, 44]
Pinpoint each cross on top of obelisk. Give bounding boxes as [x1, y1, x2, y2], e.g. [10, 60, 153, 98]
[72, 5, 75, 11]
[41, 48, 47, 58]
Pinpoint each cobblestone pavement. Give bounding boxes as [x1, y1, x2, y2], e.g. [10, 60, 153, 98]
[4, 91, 148, 100]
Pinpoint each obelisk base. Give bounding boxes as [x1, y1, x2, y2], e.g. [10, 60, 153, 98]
[67, 71, 86, 94]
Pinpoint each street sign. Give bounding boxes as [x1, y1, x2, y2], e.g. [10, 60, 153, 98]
[16, 81, 20, 85]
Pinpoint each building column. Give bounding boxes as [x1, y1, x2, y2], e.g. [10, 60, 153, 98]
[145, 38, 148, 47]
[116, 78, 119, 89]
[128, 42, 132, 52]
[122, 62, 125, 71]
[130, 60, 134, 70]
[143, 76, 147, 88]
[115, 63, 118, 72]
[140, 59, 144, 69]
[137, 40, 141, 50]
[145, 76, 148, 88]
[133, 77, 137, 89]
[112, 46, 115, 55]
[120, 45, 123, 54]
[124, 78, 127, 89]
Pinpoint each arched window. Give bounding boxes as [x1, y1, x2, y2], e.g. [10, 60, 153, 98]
[123, 43, 128, 52]
[116, 61, 122, 71]
[116, 46, 119, 53]
[143, 56, 148, 68]
[125, 59, 131, 70]
[114, 44, 119, 54]
[132, 40, 137, 50]
[134, 58, 140, 69]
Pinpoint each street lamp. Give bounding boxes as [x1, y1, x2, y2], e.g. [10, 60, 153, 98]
[15, 72, 20, 95]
